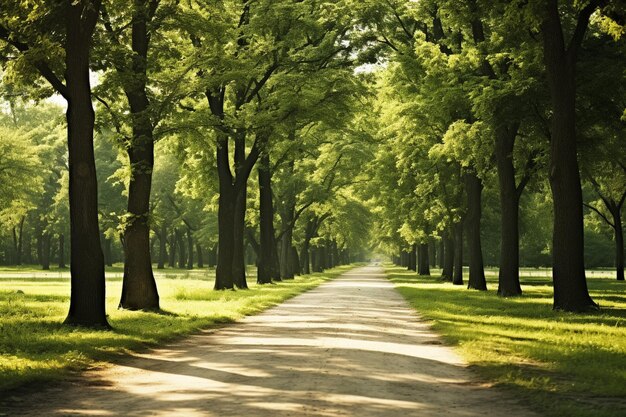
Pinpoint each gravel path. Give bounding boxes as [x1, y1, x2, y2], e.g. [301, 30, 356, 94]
[5, 265, 538, 416]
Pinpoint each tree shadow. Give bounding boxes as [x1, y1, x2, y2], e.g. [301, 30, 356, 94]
[2, 266, 538, 417]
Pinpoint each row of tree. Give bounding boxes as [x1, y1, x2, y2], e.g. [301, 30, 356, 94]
[363, 0, 625, 312]
[1, 0, 624, 327]
[0, 0, 372, 327]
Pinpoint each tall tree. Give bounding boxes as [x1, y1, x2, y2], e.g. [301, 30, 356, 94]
[95, 0, 184, 309]
[1, 0, 108, 326]
[539, 0, 605, 311]
[183, 0, 356, 289]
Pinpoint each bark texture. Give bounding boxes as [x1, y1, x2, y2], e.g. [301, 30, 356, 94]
[442, 234, 454, 282]
[63, 0, 109, 327]
[119, 0, 160, 311]
[495, 124, 523, 296]
[465, 173, 486, 290]
[257, 153, 280, 284]
[542, 0, 598, 311]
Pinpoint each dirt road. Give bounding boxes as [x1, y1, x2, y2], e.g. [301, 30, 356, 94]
[5, 266, 537, 416]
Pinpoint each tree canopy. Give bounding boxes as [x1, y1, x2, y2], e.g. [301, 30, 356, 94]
[0, 0, 624, 328]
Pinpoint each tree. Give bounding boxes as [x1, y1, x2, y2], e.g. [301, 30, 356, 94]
[538, 0, 611, 311]
[182, 0, 356, 289]
[95, 0, 186, 310]
[1, 0, 108, 326]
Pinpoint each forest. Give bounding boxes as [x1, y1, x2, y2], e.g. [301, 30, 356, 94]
[0, 1, 625, 416]
[1, 0, 624, 319]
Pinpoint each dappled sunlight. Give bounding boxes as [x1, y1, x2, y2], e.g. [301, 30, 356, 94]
[0, 267, 351, 394]
[57, 410, 114, 416]
[191, 362, 273, 378]
[385, 265, 626, 414]
[5, 266, 536, 417]
[209, 335, 463, 365]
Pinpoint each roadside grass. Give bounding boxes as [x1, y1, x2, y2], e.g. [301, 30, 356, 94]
[0, 264, 353, 393]
[385, 265, 626, 417]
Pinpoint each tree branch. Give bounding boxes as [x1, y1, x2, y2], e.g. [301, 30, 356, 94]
[0, 24, 68, 99]
[584, 202, 615, 229]
[568, 0, 607, 58]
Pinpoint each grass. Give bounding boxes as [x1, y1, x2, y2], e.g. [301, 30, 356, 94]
[0, 264, 354, 393]
[385, 264, 626, 417]
[0, 263, 210, 277]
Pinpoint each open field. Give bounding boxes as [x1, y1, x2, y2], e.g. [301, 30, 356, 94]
[386, 265, 626, 417]
[0, 265, 354, 393]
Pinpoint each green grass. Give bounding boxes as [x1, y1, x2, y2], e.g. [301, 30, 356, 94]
[0, 265, 353, 393]
[0, 263, 210, 276]
[385, 265, 626, 417]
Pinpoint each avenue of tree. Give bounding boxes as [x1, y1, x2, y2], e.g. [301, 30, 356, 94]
[0, 0, 624, 327]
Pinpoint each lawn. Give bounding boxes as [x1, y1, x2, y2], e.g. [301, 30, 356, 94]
[386, 265, 626, 417]
[0, 265, 354, 393]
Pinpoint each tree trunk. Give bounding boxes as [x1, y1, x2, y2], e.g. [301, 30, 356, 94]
[301, 219, 317, 275]
[246, 242, 256, 266]
[310, 247, 317, 273]
[50, 240, 58, 267]
[103, 237, 113, 267]
[232, 181, 248, 289]
[465, 173, 487, 290]
[400, 251, 408, 267]
[186, 228, 194, 270]
[280, 230, 295, 279]
[213, 126, 259, 289]
[117, 0, 161, 311]
[278, 156, 297, 279]
[442, 234, 454, 281]
[301, 240, 311, 275]
[453, 221, 464, 285]
[542, 1, 596, 311]
[257, 153, 278, 284]
[312, 246, 323, 273]
[272, 234, 282, 281]
[168, 229, 177, 268]
[290, 246, 300, 276]
[495, 125, 523, 296]
[177, 228, 186, 269]
[408, 244, 417, 271]
[215, 133, 235, 290]
[58, 234, 66, 268]
[438, 240, 444, 268]
[279, 224, 295, 279]
[207, 245, 217, 268]
[196, 244, 204, 268]
[157, 224, 167, 269]
[613, 209, 624, 281]
[42, 233, 51, 270]
[418, 243, 430, 276]
[63, 0, 108, 327]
